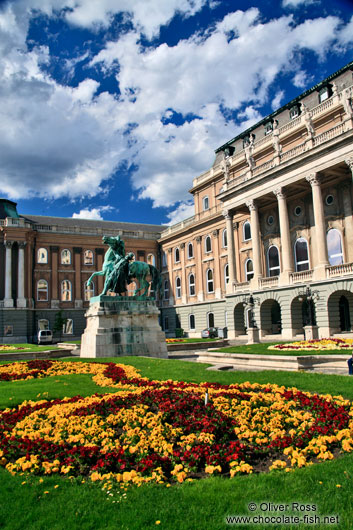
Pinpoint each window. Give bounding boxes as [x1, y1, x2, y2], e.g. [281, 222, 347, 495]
[319, 86, 331, 103]
[203, 196, 209, 211]
[327, 229, 343, 266]
[37, 279, 48, 301]
[289, 105, 300, 119]
[243, 221, 251, 241]
[268, 246, 280, 277]
[267, 215, 274, 226]
[162, 252, 167, 267]
[61, 280, 72, 301]
[206, 269, 214, 293]
[147, 253, 155, 266]
[61, 249, 71, 265]
[294, 238, 310, 272]
[63, 319, 73, 335]
[264, 122, 273, 135]
[245, 259, 254, 281]
[84, 280, 95, 301]
[163, 316, 169, 331]
[84, 250, 94, 265]
[188, 273, 196, 296]
[207, 312, 215, 328]
[37, 248, 48, 264]
[164, 280, 169, 300]
[187, 242, 194, 259]
[174, 247, 180, 263]
[205, 235, 212, 253]
[38, 319, 49, 331]
[175, 277, 181, 299]
[294, 205, 302, 217]
[325, 194, 334, 206]
[189, 314, 195, 330]
[224, 264, 229, 285]
[222, 229, 228, 248]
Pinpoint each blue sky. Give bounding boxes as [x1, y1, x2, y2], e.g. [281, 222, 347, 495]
[0, 0, 352, 226]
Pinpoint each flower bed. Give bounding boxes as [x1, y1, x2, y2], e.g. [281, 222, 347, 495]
[0, 360, 353, 488]
[0, 345, 27, 352]
[269, 338, 353, 351]
[166, 339, 186, 343]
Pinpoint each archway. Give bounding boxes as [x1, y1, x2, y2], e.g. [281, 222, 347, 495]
[260, 299, 282, 336]
[327, 290, 353, 334]
[233, 303, 246, 336]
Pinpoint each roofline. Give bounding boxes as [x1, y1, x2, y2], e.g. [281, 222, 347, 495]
[22, 214, 165, 230]
[215, 60, 353, 154]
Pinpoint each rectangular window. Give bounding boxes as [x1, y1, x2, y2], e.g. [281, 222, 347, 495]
[202, 196, 209, 211]
[63, 319, 73, 335]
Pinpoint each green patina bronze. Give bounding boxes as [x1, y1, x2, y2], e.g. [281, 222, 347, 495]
[87, 235, 162, 299]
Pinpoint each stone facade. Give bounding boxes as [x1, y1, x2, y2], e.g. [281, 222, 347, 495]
[159, 61, 353, 340]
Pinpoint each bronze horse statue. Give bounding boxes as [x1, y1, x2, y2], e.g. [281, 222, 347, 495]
[87, 235, 162, 299]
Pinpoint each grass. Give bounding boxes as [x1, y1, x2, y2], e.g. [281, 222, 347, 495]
[1, 356, 353, 529]
[215, 343, 353, 356]
[0, 343, 60, 353]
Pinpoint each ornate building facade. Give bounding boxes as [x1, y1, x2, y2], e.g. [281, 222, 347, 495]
[0, 203, 162, 343]
[159, 61, 353, 340]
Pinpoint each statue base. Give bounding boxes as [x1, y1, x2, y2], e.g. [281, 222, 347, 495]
[80, 296, 168, 358]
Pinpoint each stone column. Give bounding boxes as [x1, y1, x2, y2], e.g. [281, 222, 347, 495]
[74, 247, 82, 308]
[167, 248, 174, 306]
[4, 241, 14, 307]
[50, 246, 59, 308]
[224, 210, 236, 293]
[180, 243, 187, 304]
[274, 188, 294, 284]
[212, 229, 222, 299]
[17, 242, 27, 308]
[306, 173, 328, 276]
[341, 183, 353, 263]
[195, 236, 204, 301]
[246, 199, 262, 283]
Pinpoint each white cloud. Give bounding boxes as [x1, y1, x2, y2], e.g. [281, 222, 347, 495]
[338, 15, 353, 46]
[272, 90, 285, 110]
[292, 70, 313, 88]
[282, 0, 318, 8]
[72, 205, 114, 220]
[166, 201, 195, 225]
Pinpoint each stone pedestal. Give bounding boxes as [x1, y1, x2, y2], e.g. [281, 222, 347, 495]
[247, 326, 260, 344]
[80, 296, 168, 358]
[303, 325, 319, 341]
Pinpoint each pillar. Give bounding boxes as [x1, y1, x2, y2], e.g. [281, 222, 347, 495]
[212, 229, 222, 299]
[167, 248, 174, 305]
[74, 247, 82, 308]
[246, 200, 262, 282]
[224, 210, 236, 293]
[305, 174, 329, 276]
[195, 236, 204, 301]
[274, 188, 294, 283]
[50, 246, 59, 308]
[17, 242, 27, 308]
[180, 243, 187, 304]
[4, 240, 13, 307]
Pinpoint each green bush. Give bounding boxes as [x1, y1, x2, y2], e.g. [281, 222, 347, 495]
[175, 328, 184, 338]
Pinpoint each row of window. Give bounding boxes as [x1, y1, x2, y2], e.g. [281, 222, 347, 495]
[37, 248, 156, 266]
[164, 266, 230, 300]
[37, 280, 96, 302]
[163, 311, 218, 332]
[38, 318, 73, 334]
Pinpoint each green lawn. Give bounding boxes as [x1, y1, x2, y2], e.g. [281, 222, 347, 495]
[1, 356, 353, 529]
[0, 343, 60, 353]
[215, 343, 353, 356]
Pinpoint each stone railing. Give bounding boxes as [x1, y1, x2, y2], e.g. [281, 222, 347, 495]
[252, 159, 275, 176]
[161, 215, 196, 237]
[35, 223, 161, 240]
[278, 115, 302, 136]
[259, 276, 279, 289]
[310, 97, 335, 118]
[289, 270, 313, 283]
[326, 262, 353, 278]
[313, 123, 345, 148]
[1, 218, 32, 228]
[280, 142, 306, 163]
[234, 281, 250, 292]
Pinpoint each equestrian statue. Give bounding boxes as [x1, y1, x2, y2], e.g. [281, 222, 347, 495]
[87, 235, 162, 299]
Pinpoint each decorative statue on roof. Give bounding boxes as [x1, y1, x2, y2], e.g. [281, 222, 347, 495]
[87, 235, 161, 299]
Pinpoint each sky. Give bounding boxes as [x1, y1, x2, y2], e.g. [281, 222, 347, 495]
[0, 0, 352, 226]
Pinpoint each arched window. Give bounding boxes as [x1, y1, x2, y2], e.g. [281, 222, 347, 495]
[84, 250, 94, 265]
[206, 269, 214, 293]
[61, 280, 72, 301]
[294, 237, 310, 272]
[37, 248, 48, 264]
[162, 252, 167, 267]
[187, 242, 194, 259]
[61, 249, 71, 265]
[189, 314, 196, 330]
[188, 273, 195, 296]
[222, 229, 228, 248]
[203, 196, 209, 211]
[147, 253, 155, 266]
[245, 259, 254, 281]
[175, 277, 181, 299]
[243, 221, 251, 241]
[327, 229, 343, 266]
[37, 279, 48, 301]
[207, 312, 215, 328]
[267, 246, 280, 277]
[164, 280, 169, 300]
[205, 235, 212, 253]
[84, 280, 94, 301]
[224, 264, 229, 285]
[38, 319, 49, 331]
[174, 247, 180, 263]
[63, 319, 73, 335]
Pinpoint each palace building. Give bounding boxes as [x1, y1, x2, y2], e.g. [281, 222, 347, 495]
[1, 60, 353, 344]
[0, 202, 162, 343]
[158, 61, 353, 341]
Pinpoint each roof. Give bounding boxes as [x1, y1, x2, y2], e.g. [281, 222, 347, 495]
[215, 60, 353, 153]
[23, 215, 165, 233]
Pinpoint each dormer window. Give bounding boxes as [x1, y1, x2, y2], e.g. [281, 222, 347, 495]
[318, 86, 331, 103]
[289, 105, 300, 120]
[264, 122, 273, 136]
[224, 146, 235, 157]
